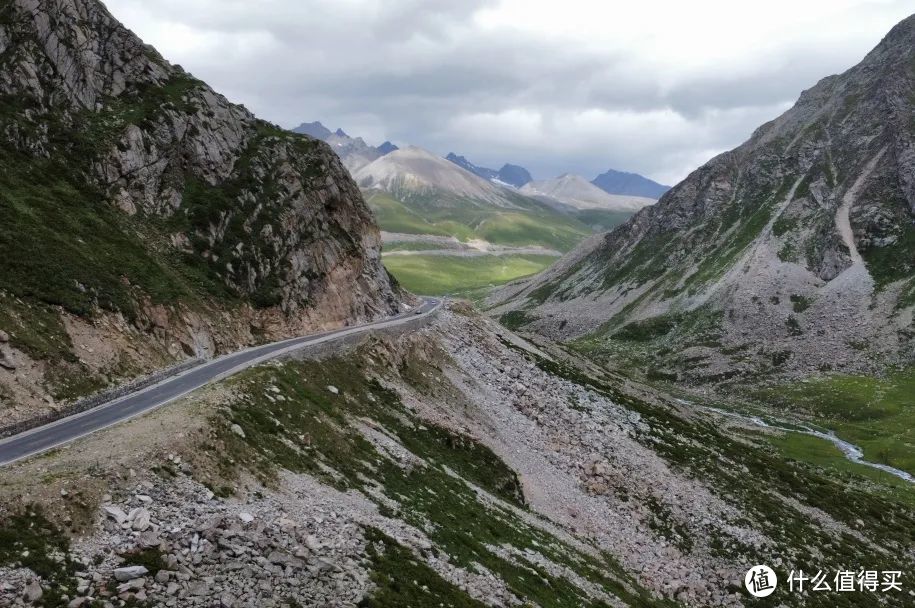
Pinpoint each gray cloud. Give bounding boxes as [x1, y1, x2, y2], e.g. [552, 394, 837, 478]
[107, 0, 915, 185]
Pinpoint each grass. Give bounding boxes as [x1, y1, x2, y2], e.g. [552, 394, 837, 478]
[360, 528, 487, 608]
[764, 430, 913, 489]
[366, 191, 591, 252]
[0, 507, 79, 607]
[573, 209, 635, 232]
[751, 368, 915, 475]
[382, 254, 556, 295]
[203, 356, 670, 608]
[383, 241, 455, 252]
[510, 341, 915, 608]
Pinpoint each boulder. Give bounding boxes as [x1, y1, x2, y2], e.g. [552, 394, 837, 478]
[102, 505, 128, 524]
[23, 580, 42, 603]
[113, 566, 148, 582]
[128, 507, 151, 531]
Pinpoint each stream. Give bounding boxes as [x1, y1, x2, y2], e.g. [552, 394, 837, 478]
[680, 400, 915, 483]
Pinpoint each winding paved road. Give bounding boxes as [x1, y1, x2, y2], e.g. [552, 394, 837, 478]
[0, 298, 441, 467]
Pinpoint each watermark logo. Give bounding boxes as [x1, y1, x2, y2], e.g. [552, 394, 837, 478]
[745, 565, 777, 598]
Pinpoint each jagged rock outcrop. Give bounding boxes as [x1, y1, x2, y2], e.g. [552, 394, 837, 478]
[489, 14, 915, 381]
[0, 0, 402, 420]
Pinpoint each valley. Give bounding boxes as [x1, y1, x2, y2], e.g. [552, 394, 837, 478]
[299, 129, 663, 295]
[0, 1, 914, 607]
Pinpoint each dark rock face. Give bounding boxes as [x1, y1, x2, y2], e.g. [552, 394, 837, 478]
[592, 169, 669, 199]
[0, 0, 401, 417]
[496, 164, 532, 188]
[445, 154, 533, 188]
[491, 14, 915, 379]
[293, 121, 333, 140]
[377, 141, 398, 155]
[445, 153, 497, 180]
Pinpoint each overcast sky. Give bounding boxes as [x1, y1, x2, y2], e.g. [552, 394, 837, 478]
[105, 0, 913, 185]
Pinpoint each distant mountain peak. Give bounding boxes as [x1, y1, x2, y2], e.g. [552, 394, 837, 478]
[446, 153, 533, 188]
[445, 152, 497, 181]
[334, 128, 348, 137]
[592, 168, 669, 199]
[496, 164, 532, 188]
[377, 141, 399, 155]
[292, 121, 332, 140]
[521, 175, 654, 212]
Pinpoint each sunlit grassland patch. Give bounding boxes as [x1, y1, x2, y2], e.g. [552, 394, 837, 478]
[382, 253, 557, 295]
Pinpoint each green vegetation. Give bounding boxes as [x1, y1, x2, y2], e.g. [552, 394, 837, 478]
[0, 508, 79, 607]
[382, 241, 454, 253]
[752, 368, 915, 475]
[498, 310, 536, 331]
[367, 192, 473, 240]
[764, 431, 913, 488]
[790, 294, 811, 313]
[610, 316, 678, 342]
[573, 209, 635, 232]
[861, 221, 915, 301]
[208, 356, 669, 607]
[366, 191, 591, 252]
[360, 528, 487, 608]
[505, 341, 915, 608]
[382, 254, 556, 295]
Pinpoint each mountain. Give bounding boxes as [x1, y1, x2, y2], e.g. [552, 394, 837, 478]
[490, 14, 915, 383]
[496, 163, 533, 188]
[292, 120, 333, 140]
[446, 153, 534, 187]
[521, 174, 655, 212]
[377, 140, 399, 155]
[355, 147, 595, 293]
[445, 152, 498, 181]
[592, 168, 670, 199]
[292, 122, 396, 173]
[0, 0, 400, 424]
[358, 147, 516, 207]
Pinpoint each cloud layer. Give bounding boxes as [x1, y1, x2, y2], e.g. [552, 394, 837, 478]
[105, 0, 914, 184]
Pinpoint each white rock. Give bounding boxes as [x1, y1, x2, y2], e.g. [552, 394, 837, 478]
[102, 506, 128, 524]
[113, 566, 148, 582]
[304, 534, 322, 552]
[23, 580, 42, 602]
[230, 424, 246, 438]
[326, 385, 339, 395]
[127, 508, 151, 531]
[238, 512, 254, 524]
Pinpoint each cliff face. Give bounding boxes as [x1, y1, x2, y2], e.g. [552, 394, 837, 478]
[489, 15, 915, 382]
[0, 0, 402, 421]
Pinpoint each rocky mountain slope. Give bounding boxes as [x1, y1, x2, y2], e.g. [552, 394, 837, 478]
[2, 303, 913, 607]
[0, 0, 401, 424]
[592, 168, 669, 199]
[489, 14, 915, 383]
[521, 174, 656, 212]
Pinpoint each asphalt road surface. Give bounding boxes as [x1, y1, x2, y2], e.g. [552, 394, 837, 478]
[0, 297, 441, 466]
